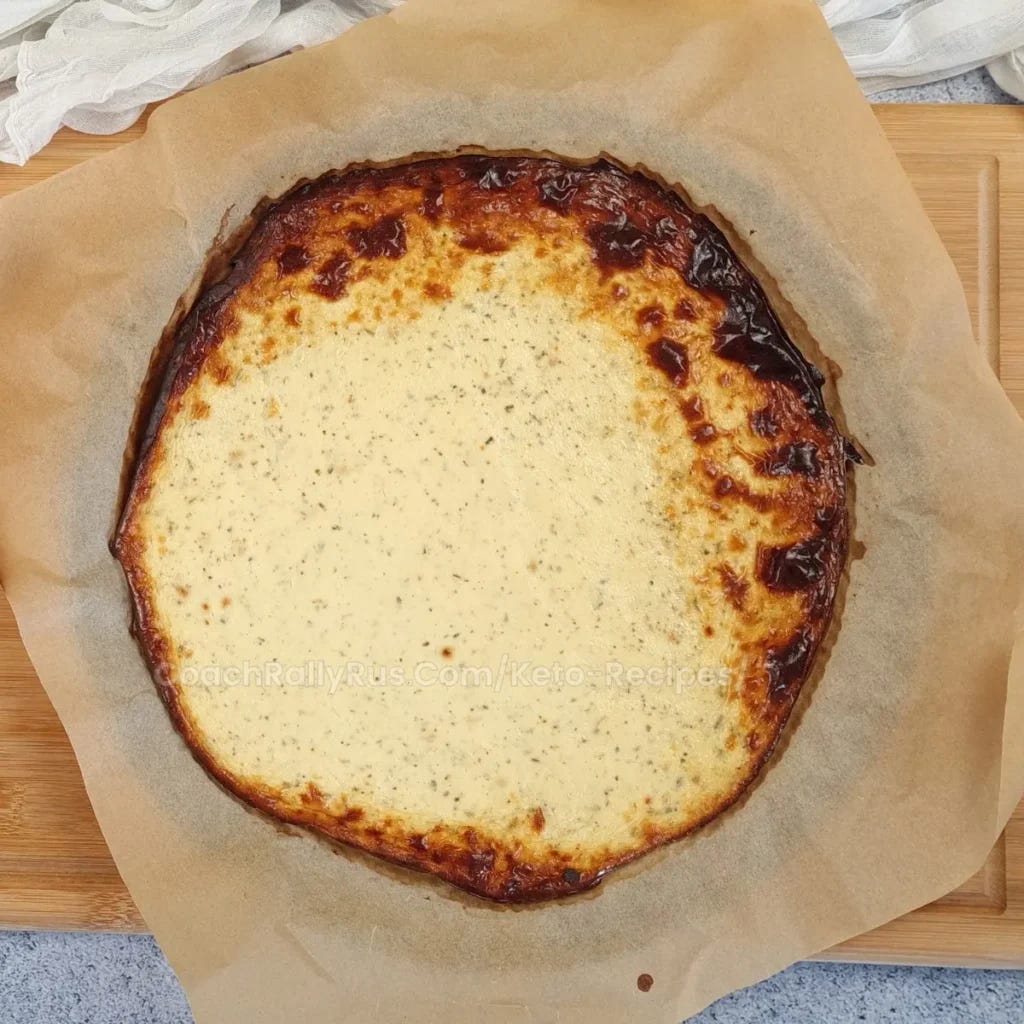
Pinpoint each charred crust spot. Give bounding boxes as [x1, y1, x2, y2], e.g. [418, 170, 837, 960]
[717, 564, 748, 610]
[636, 304, 666, 329]
[587, 215, 648, 271]
[684, 220, 747, 288]
[764, 629, 814, 702]
[284, 306, 301, 327]
[340, 807, 365, 824]
[310, 253, 350, 300]
[686, 215, 830, 425]
[409, 833, 428, 852]
[457, 231, 509, 254]
[713, 475, 735, 498]
[538, 171, 582, 212]
[690, 422, 717, 444]
[756, 441, 820, 478]
[441, 646, 454, 659]
[758, 536, 827, 591]
[530, 807, 546, 832]
[647, 337, 689, 387]
[476, 164, 525, 190]
[611, 282, 628, 300]
[653, 216, 678, 241]
[467, 847, 496, 881]
[674, 296, 697, 320]
[173, 292, 235, 389]
[750, 406, 780, 437]
[277, 244, 311, 275]
[562, 867, 582, 885]
[347, 214, 406, 259]
[815, 505, 841, 529]
[419, 183, 443, 221]
[680, 394, 704, 421]
[191, 398, 210, 419]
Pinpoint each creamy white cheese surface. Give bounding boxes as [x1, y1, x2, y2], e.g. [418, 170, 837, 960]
[137, 244, 749, 853]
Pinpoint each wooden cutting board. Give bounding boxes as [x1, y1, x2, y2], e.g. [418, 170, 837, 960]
[1, 105, 1022, 964]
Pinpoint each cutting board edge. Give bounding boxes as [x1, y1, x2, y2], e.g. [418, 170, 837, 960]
[0, 104, 1022, 971]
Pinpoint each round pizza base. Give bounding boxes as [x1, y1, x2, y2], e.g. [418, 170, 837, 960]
[115, 156, 850, 901]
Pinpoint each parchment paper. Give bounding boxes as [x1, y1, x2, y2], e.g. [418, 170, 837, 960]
[1, 1, 1023, 1020]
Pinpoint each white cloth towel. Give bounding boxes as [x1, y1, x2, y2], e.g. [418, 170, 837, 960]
[0, 0, 1021, 165]
[823, 0, 1024, 94]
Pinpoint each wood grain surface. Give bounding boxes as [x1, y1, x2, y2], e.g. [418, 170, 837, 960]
[0, 104, 1021, 964]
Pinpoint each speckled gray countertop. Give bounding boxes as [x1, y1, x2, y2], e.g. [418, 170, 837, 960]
[873, 65, 1018, 103]
[3, 65, 1022, 1024]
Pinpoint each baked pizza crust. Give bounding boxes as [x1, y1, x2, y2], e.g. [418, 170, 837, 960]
[114, 155, 852, 902]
